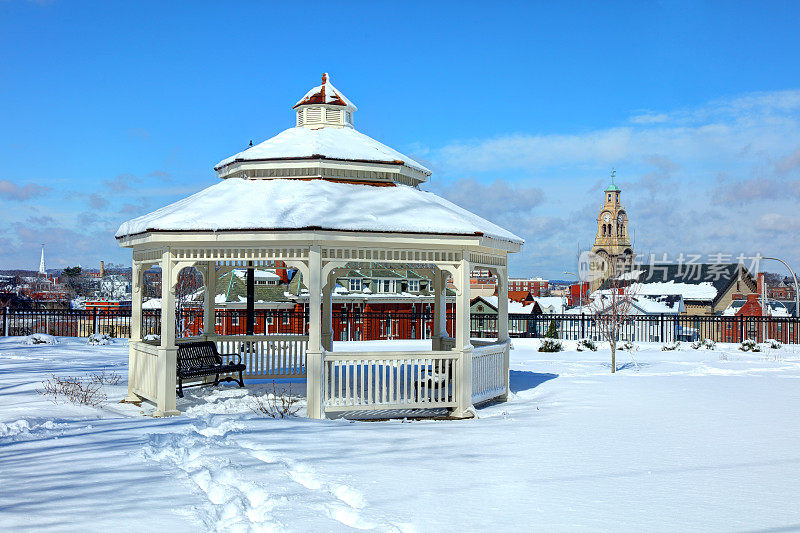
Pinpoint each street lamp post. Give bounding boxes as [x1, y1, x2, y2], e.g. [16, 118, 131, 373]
[761, 257, 800, 318]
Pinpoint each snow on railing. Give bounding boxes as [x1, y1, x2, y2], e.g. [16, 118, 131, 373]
[471, 341, 508, 405]
[323, 351, 459, 412]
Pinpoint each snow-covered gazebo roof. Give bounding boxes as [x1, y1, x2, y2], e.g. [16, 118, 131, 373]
[214, 126, 431, 177]
[117, 73, 522, 247]
[115, 178, 521, 244]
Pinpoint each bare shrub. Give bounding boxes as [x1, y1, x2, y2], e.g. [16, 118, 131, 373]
[37, 374, 107, 407]
[90, 369, 121, 386]
[248, 381, 301, 418]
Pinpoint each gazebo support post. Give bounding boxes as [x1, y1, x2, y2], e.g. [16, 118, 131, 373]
[246, 263, 254, 336]
[452, 258, 473, 418]
[155, 248, 179, 417]
[202, 262, 216, 339]
[432, 267, 448, 350]
[494, 266, 510, 400]
[306, 245, 324, 419]
[124, 261, 144, 403]
[322, 270, 334, 351]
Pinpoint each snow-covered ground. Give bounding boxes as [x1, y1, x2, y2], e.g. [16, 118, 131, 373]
[2, 336, 800, 532]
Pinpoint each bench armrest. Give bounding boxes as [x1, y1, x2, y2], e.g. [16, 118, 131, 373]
[220, 352, 243, 365]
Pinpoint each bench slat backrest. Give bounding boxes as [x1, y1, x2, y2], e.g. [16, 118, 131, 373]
[177, 341, 222, 372]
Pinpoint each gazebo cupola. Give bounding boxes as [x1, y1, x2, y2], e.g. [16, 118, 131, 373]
[294, 73, 357, 128]
[213, 73, 431, 187]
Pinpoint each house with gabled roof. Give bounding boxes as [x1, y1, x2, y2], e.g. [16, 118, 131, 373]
[618, 263, 758, 315]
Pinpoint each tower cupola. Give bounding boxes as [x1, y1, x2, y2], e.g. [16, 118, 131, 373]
[293, 73, 356, 129]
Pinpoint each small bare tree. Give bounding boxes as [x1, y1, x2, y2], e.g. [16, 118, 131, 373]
[588, 279, 639, 373]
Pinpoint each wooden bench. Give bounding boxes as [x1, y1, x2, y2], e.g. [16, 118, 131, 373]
[176, 341, 246, 397]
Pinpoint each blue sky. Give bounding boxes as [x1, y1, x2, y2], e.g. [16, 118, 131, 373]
[1, 1, 799, 278]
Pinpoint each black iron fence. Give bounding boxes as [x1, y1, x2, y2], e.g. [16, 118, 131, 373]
[470, 313, 800, 345]
[2, 307, 799, 345]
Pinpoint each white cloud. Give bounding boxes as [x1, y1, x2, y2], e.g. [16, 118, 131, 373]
[630, 113, 669, 124]
[431, 90, 800, 175]
[0, 179, 50, 201]
[426, 89, 800, 277]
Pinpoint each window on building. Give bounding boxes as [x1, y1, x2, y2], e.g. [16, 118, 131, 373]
[282, 314, 290, 325]
[378, 279, 393, 293]
[408, 280, 420, 292]
[231, 315, 239, 326]
[266, 316, 274, 325]
[349, 278, 362, 291]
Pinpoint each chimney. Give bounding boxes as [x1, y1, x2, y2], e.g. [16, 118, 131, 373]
[100, 260, 105, 278]
[757, 272, 764, 297]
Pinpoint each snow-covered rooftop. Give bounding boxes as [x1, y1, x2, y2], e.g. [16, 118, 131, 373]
[483, 295, 539, 314]
[115, 178, 524, 244]
[231, 269, 280, 281]
[533, 296, 568, 314]
[214, 126, 431, 175]
[633, 281, 718, 301]
[631, 294, 684, 314]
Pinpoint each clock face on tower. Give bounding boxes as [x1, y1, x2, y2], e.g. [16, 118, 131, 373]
[603, 214, 610, 223]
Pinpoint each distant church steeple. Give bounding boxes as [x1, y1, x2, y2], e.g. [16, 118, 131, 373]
[38, 244, 46, 276]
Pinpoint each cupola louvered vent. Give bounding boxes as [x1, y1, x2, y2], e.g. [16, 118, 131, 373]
[346, 111, 352, 125]
[296, 110, 304, 127]
[325, 108, 342, 124]
[306, 108, 322, 123]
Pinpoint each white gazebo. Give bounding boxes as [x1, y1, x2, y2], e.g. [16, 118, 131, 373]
[117, 74, 523, 419]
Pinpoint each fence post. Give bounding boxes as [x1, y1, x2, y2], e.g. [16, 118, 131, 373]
[92, 309, 98, 335]
[3, 307, 7, 337]
[660, 313, 665, 343]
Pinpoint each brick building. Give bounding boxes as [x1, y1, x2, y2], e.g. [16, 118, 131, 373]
[508, 277, 549, 296]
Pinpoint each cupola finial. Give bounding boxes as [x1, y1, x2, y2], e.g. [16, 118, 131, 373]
[322, 72, 328, 84]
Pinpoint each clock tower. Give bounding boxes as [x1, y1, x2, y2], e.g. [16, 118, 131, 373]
[591, 170, 634, 282]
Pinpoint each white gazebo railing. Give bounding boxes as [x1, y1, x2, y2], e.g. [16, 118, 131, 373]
[323, 351, 460, 412]
[214, 334, 308, 378]
[471, 341, 509, 405]
[128, 341, 161, 403]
